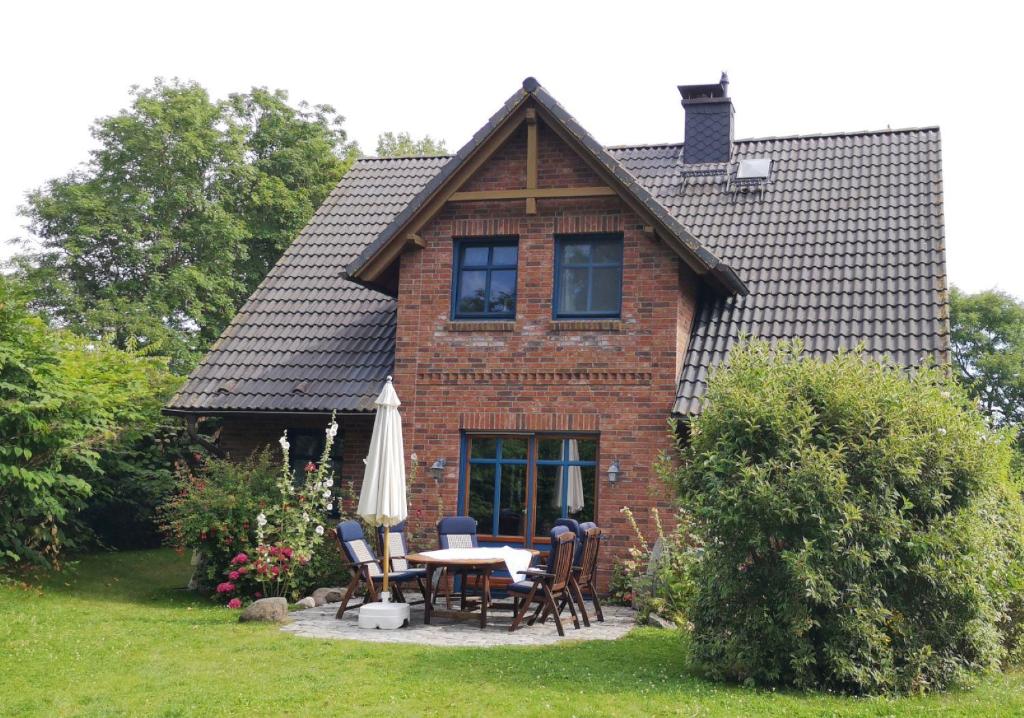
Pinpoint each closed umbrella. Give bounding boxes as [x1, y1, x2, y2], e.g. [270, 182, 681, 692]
[356, 376, 409, 629]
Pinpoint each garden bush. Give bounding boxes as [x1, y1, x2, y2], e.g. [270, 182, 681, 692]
[0, 277, 178, 569]
[160, 420, 350, 604]
[673, 339, 1024, 694]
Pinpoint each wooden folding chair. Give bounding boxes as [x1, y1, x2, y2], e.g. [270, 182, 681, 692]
[507, 526, 580, 636]
[334, 520, 426, 619]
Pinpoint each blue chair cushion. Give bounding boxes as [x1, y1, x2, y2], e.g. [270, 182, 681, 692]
[386, 569, 424, 583]
[437, 515, 479, 549]
[337, 520, 365, 543]
[506, 579, 536, 594]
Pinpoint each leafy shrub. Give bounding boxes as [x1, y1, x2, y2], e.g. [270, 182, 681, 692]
[608, 506, 701, 626]
[160, 419, 351, 603]
[0, 277, 177, 569]
[673, 339, 1024, 694]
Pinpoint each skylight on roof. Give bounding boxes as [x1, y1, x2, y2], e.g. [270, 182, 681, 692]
[736, 158, 772, 179]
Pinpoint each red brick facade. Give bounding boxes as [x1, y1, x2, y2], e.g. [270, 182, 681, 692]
[394, 120, 699, 584]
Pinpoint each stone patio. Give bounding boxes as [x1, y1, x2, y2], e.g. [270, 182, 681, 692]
[281, 600, 637, 647]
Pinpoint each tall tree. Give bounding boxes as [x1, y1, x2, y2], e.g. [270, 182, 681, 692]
[12, 79, 358, 372]
[949, 286, 1024, 431]
[375, 131, 447, 157]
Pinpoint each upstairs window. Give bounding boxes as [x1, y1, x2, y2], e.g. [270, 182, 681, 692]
[452, 238, 518, 320]
[553, 233, 623, 318]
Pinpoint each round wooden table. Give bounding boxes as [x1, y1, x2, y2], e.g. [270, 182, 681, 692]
[406, 549, 539, 629]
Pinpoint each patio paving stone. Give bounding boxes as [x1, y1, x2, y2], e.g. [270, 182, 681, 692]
[281, 601, 637, 647]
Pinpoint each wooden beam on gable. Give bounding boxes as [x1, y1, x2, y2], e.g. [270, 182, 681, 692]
[406, 233, 426, 248]
[449, 186, 617, 202]
[525, 108, 538, 215]
[356, 107, 530, 282]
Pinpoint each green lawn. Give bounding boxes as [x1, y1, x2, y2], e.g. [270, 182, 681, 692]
[1, 550, 1022, 717]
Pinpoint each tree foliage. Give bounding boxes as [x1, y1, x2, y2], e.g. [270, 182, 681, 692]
[0, 276, 179, 568]
[950, 286, 1024, 432]
[674, 340, 1024, 694]
[12, 79, 358, 372]
[375, 131, 448, 157]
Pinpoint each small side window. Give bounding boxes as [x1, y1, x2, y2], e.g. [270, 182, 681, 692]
[451, 238, 519, 320]
[553, 233, 623, 319]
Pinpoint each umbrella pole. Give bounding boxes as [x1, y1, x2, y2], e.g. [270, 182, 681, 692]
[382, 528, 390, 598]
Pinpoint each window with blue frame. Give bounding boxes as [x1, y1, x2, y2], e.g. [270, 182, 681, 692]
[451, 238, 519, 320]
[462, 434, 597, 541]
[553, 233, 623, 318]
[534, 437, 597, 536]
[466, 437, 528, 537]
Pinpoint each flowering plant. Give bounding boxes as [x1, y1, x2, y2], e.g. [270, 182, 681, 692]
[243, 413, 340, 600]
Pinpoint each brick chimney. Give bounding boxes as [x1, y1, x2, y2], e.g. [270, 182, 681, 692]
[678, 72, 734, 164]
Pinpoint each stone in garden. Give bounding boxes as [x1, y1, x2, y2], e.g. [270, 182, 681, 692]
[295, 596, 316, 609]
[647, 613, 675, 630]
[239, 597, 289, 623]
[311, 587, 344, 606]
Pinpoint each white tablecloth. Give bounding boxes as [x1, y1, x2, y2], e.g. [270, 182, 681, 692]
[421, 546, 534, 582]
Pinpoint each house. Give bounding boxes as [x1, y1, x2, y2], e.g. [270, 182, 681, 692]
[164, 76, 949, 583]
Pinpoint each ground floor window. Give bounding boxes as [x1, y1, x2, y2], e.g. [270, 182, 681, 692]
[286, 427, 343, 479]
[461, 433, 598, 544]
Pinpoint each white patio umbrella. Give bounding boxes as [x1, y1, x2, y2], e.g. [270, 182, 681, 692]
[355, 376, 409, 629]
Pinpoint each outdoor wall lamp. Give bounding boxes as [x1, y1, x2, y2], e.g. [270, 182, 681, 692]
[607, 459, 621, 485]
[430, 457, 447, 482]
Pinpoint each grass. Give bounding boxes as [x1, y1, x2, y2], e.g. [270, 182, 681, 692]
[1, 550, 1022, 717]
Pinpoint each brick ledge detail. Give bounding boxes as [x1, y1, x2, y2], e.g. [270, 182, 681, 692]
[418, 370, 652, 385]
[444, 320, 516, 332]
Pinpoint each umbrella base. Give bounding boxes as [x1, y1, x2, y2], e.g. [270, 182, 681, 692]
[358, 593, 409, 630]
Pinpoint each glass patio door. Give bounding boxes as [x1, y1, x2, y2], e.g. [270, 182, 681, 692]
[460, 433, 597, 547]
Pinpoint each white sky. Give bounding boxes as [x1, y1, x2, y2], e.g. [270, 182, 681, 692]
[1, 1, 1022, 299]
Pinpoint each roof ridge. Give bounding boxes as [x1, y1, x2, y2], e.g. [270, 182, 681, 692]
[356, 154, 454, 162]
[607, 126, 940, 151]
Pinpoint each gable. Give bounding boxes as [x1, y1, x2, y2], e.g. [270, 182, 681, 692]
[345, 79, 746, 298]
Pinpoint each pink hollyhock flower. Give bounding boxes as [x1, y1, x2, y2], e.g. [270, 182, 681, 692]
[269, 546, 280, 557]
[227, 598, 242, 609]
[305, 461, 317, 473]
[271, 566, 280, 576]
[231, 552, 248, 565]
[281, 547, 293, 559]
[216, 581, 236, 594]
[228, 570, 241, 581]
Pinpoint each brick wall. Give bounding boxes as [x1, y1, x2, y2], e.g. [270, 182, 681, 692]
[393, 119, 700, 587]
[217, 414, 373, 510]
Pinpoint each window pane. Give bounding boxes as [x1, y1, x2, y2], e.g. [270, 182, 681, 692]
[498, 464, 527, 536]
[501, 438, 528, 460]
[561, 242, 590, 265]
[534, 464, 562, 537]
[470, 437, 497, 459]
[457, 270, 487, 314]
[558, 267, 589, 315]
[590, 267, 621, 314]
[568, 465, 596, 523]
[491, 245, 518, 265]
[488, 270, 517, 315]
[574, 438, 598, 462]
[537, 438, 562, 461]
[468, 463, 495, 534]
[462, 246, 490, 266]
[592, 240, 622, 264]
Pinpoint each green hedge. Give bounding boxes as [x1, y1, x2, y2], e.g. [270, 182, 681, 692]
[673, 340, 1024, 694]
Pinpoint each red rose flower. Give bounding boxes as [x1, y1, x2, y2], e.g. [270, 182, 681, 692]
[216, 581, 235, 594]
[231, 552, 248, 565]
[228, 570, 241, 581]
[227, 598, 242, 609]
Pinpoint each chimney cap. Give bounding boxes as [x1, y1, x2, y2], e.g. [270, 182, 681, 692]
[678, 73, 730, 103]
